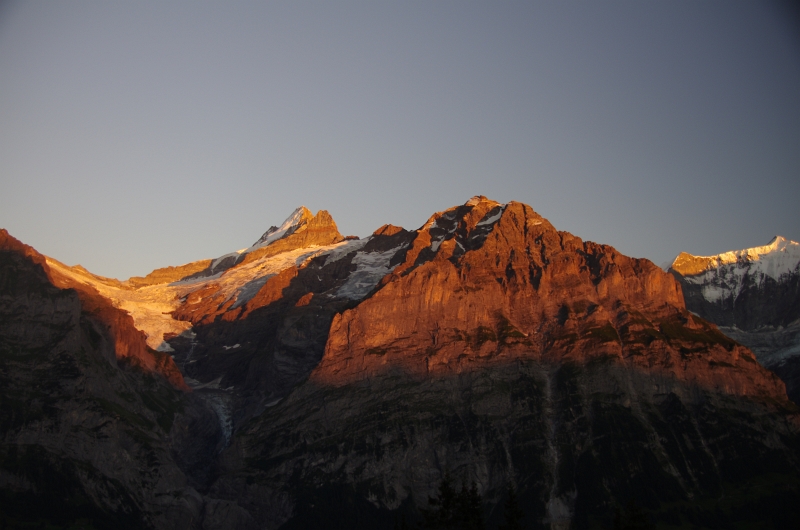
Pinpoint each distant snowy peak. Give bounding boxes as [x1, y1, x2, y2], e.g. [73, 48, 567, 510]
[670, 236, 800, 306]
[671, 236, 800, 281]
[250, 206, 313, 250]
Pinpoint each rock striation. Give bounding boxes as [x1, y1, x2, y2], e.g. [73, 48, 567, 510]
[315, 198, 784, 401]
[204, 198, 798, 529]
[2, 200, 800, 529]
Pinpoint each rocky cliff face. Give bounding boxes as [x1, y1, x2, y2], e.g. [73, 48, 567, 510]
[0, 230, 226, 528]
[222, 360, 800, 530]
[669, 236, 800, 403]
[2, 200, 799, 530]
[316, 198, 783, 400]
[206, 198, 798, 529]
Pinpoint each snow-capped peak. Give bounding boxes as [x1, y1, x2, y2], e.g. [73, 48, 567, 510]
[250, 206, 312, 250]
[712, 236, 796, 268]
[672, 236, 800, 280]
[465, 195, 496, 207]
[671, 236, 800, 303]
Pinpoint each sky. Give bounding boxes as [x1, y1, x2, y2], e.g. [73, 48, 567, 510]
[1, 1, 798, 280]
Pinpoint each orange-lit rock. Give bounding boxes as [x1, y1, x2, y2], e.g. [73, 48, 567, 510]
[312, 199, 785, 401]
[240, 208, 344, 265]
[0, 229, 188, 391]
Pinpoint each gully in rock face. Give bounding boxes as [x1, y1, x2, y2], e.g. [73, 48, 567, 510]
[1, 198, 799, 529]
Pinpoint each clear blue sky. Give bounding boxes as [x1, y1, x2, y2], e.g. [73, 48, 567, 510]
[1, 1, 798, 279]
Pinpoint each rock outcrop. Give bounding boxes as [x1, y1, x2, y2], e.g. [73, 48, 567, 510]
[203, 198, 798, 529]
[315, 198, 784, 401]
[125, 259, 213, 288]
[0, 230, 223, 529]
[3, 200, 799, 529]
[670, 236, 800, 403]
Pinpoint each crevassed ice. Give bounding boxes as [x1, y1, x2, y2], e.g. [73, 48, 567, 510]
[336, 246, 405, 300]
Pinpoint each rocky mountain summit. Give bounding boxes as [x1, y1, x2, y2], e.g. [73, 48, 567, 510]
[669, 236, 800, 330]
[2, 199, 800, 529]
[669, 236, 800, 404]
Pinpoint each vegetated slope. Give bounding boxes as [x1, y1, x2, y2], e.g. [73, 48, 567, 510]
[206, 198, 799, 530]
[670, 236, 800, 404]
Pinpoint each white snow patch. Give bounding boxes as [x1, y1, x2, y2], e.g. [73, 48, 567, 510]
[476, 205, 506, 226]
[336, 245, 405, 300]
[429, 217, 460, 251]
[156, 341, 175, 352]
[247, 206, 309, 252]
[45, 258, 193, 350]
[677, 237, 800, 303]
[185, 376, 223, 390]
[186, 243, 346, 308]
[43, 230, 353, 352]
[324, 238, 370, 263]
[202, 393, 233, 447]
[222, 344, 241, 350]
[209, 251, 241, 272]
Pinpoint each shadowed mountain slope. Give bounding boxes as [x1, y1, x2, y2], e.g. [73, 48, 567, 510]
[2, 199, 799, 529]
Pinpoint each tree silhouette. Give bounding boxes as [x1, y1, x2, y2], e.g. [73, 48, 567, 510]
[393, 513, 410, 530]
[613, 499, 654, 530]
[421, 474, 484, 530]
[497, 484, 523, 530]
[455, 480, 484, 530]
[422, 473, 457, 529]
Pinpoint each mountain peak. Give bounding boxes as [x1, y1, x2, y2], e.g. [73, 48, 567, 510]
[464, 195, 499, 207]
[670, 236, 800, 278]
[251, 206, 314, 249]
[236, 207, 344, 266]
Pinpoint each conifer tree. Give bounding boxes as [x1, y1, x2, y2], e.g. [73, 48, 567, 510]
[613, 499, 654, 530]
[422, 474, 485, 530]
[498, 484, 523, 530]
[422, 473, 457, 529]
[455, 480, 484, 530]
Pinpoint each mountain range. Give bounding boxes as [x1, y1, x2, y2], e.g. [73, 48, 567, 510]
[1, 197, 799, 529]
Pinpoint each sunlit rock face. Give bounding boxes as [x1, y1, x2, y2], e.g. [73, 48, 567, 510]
[2, 229, 187, 390]
[669, 237, 800, 403]
[3, 200, 800, 530]
[669, 236, 800, 330]
[200, 198, 797, 530]
[315, 198, 783, 401]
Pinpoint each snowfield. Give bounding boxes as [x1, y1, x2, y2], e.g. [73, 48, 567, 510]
[673, 236, 800, 303]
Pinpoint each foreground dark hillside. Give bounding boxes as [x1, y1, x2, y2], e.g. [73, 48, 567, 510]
[0, 230, 226, 529]
[222, 363, 800, 529]
[2, 198, 800, 529]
